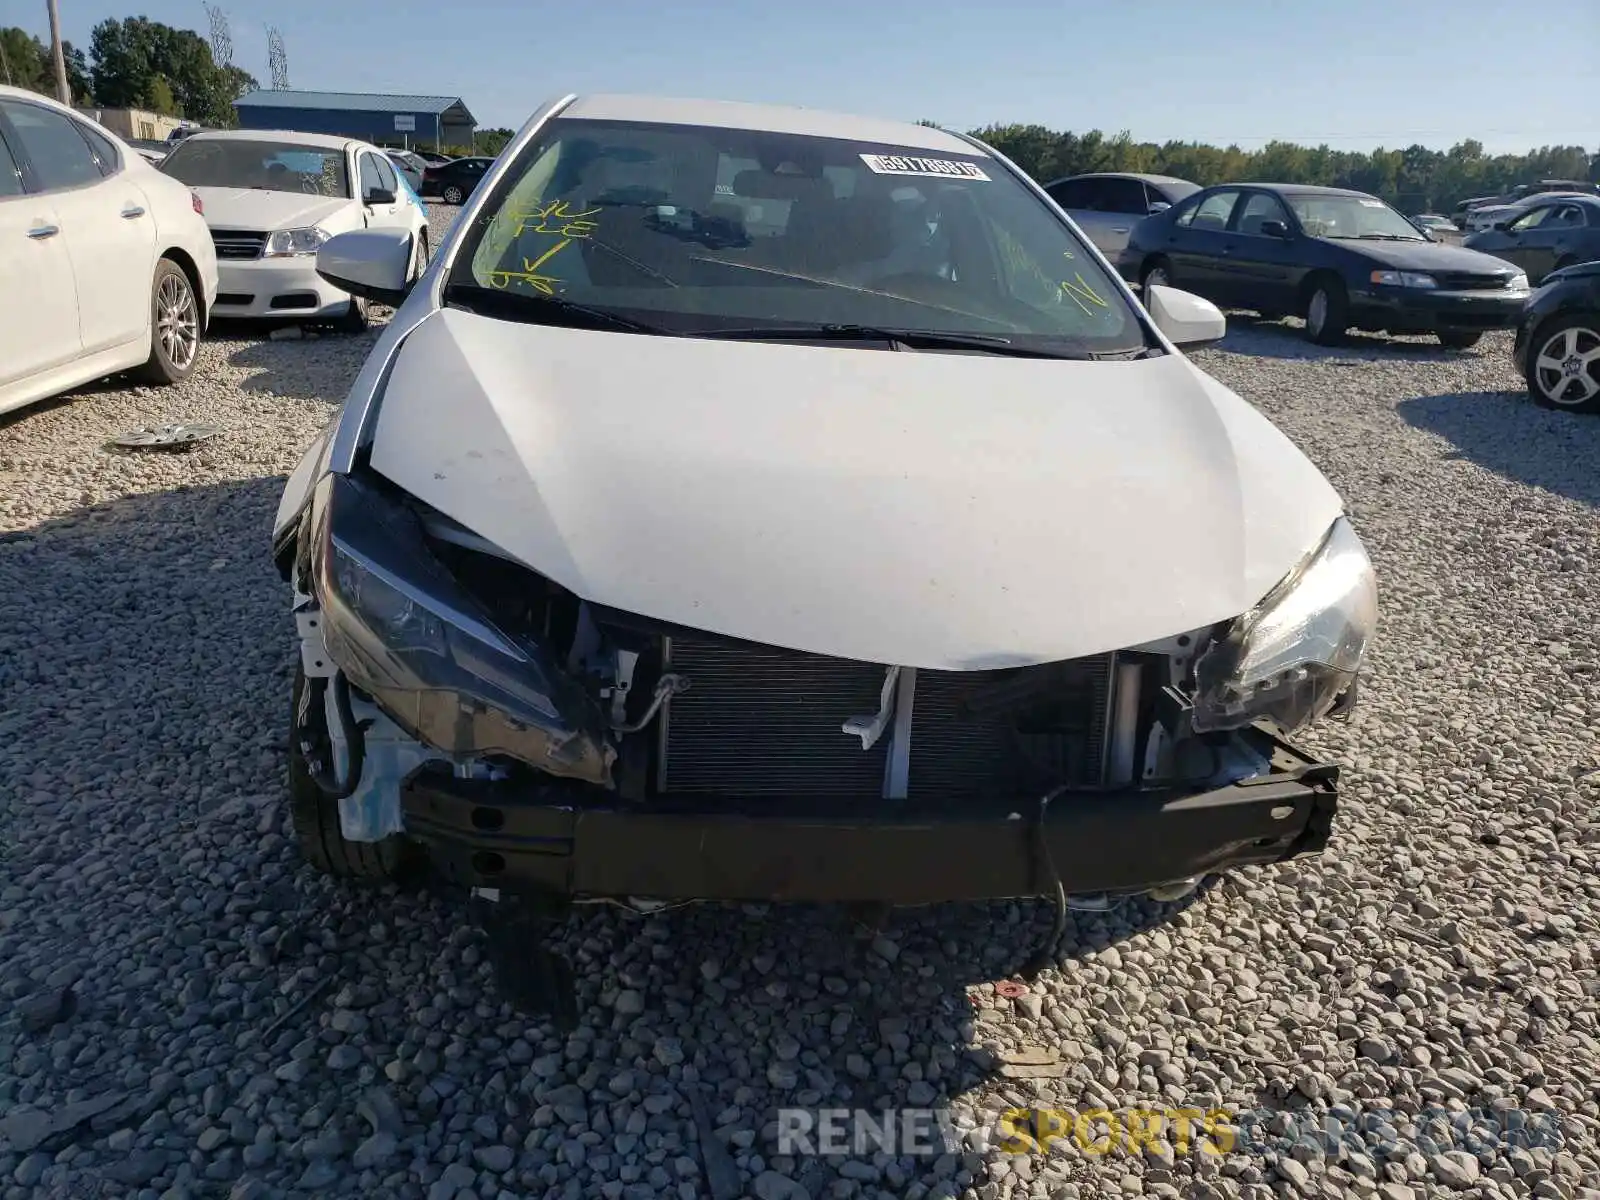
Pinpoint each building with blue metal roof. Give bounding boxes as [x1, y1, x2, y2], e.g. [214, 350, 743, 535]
[233, 89, 477, 150]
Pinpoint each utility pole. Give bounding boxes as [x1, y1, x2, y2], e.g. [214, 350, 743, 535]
[46, 0, 71, 104]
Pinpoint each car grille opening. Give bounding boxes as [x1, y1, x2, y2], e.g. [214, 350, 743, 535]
[657, 636, 1115, 801]
[214, 293, 253, 307]
[1435, 271, 1515, 291]
[270, 292, 320, 309]
[212, 231, 267, 260]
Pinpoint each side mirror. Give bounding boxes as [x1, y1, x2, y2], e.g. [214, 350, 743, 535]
[1147, 200, 1171, 215]
[1259, 220, 1291, 239]
[364, 187, 396, 206]
[1145, 284, 1226, 349]
[316, 228, 415, 307]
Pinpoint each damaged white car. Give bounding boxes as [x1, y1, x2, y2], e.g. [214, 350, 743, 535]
[272, 94, 1376, 1014]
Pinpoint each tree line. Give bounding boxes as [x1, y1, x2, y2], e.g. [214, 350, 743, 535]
[968, 124, 1598, 214]
[2, 18, 255, 127]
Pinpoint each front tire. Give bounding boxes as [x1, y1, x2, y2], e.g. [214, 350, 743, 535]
[1438, 331, 1483, 350]
[1140, 257, 1171, 294]
[1526, 311, 1600, 414]
[442, 184, 464, 205]
[333, 294, 370, 334]
[1304, 277, 1349, 345]
[288, 666, 419, 883]
[138, 258, 200, 384]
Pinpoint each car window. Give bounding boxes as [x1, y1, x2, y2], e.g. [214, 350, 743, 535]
[0, 132, 22, 197]
[162, 138, 350, 197]
[359, 154, 386, 198]
[455, 117, 1147, 355]
[1286, 193, 1424, 240]
[373, 155, 399, 194]
[1234, 192, 1292, 236]
[1150, 179, 1200, 207]
[1508, 206, 1552, 232]
[1098, 178, 1150, 215]
[76, 122, 122, 176]
[1547, 204, 1584, 228]
[0, 99, 104, 191]
[1046, 179, 1098, 210]
[1187, 190, 1240, 232]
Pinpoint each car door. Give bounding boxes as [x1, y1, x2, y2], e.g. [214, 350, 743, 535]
[1090, 176, 1159, 260]
[1157, 188, 1241, 301]
[0, 117, 81, 393]
[357, 151, 400, 229]
[1, 98, 156, 356]
[1217, 190, 1300, 312]
[1044, 177, 1118, 258]
[1516, 202, 1588, 281]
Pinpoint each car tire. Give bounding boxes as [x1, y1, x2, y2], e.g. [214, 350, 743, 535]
[1438, 331, 1483, 350]
[1525, 310, 1600, 414]
[333, 294, 370, 334]
[1304, 277, 1349, 345]
[1140, 257, 1171, 294]
[442, 184, 464, 205]
[410, 229, 430, 282]
[288, 665, 421, 883]
[137, 258, 200, 385]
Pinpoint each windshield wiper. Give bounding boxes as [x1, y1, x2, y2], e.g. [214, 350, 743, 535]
[1352, 233, 1425, 241]
[442, 283, 665, 334]
[693, 324, 1098, 359]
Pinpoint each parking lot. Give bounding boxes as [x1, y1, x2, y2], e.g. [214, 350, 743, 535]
[1, 201, 1597, 1200]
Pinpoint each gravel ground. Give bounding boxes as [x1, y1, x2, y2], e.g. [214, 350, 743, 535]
[1, 206, 1597, 1200]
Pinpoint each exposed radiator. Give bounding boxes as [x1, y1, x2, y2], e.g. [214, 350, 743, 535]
[658, 636, 1115, 801]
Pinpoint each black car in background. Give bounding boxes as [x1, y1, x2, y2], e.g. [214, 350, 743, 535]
[1513, 261, 1600, 413]
[1464, 194, 1600, 284]
[420, 155, 495, 204]
[385, 149, 427, 194]
[1123, 183, 1532, 347]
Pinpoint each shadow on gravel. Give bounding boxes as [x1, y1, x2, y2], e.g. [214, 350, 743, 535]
[1214, 314, 1481, 363]
[1397, 389, 1600, 508]
[1, 474, 1219, 1191]
[224, 325, 379, 404]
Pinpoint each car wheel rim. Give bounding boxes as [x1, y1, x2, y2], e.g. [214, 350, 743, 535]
[1146, 268, 1167, 290]
[445, 187, 461, 203]
[1534, 325, 1600, 405]
[1308, 290, 1328, 333]
[157, 273, 198, 370]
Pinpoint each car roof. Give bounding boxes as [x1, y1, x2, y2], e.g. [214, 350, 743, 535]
[180, 129, 363, 152]
[1047, 171, 1196, 186]
[559, 93, 980, 156]
[1218, 182, 1380, 199]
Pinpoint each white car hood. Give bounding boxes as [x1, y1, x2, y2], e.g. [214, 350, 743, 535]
[194, 187, 350, 231]
[367, 309, 1344, 670]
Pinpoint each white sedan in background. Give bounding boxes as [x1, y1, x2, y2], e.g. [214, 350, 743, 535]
[0, 86, 217, 417]
[159, 130, 429, 332]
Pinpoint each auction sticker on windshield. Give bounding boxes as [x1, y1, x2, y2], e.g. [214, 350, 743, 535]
[860, 154, 991, 181]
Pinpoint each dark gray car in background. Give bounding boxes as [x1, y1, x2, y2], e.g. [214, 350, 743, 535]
[1042, 172, 1200, 268]
[1464, 193, 1600, 284]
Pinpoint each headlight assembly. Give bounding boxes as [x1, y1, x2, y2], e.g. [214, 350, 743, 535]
[1192, 517, 1377, 734]
[309, 475, 614, 784]
[1370, 270, 1436, 289]
[265, 227, 331, 258]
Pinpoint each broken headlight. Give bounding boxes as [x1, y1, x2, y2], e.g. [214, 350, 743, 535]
[1192, 517, 1377, 734]
[309, 475, 613, 784]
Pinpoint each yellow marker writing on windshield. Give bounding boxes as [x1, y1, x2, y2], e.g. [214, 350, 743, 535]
[1060, 272, 1108, 315]
[485, 239, 571, 295]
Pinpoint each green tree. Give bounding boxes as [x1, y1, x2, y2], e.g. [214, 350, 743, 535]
[969, 123, 1596, 212]
[0, 27, 49, 92]
[143, 75, 176, 115]
[89, 17, 237, 125]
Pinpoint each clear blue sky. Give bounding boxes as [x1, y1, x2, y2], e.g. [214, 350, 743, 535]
[38, 0, 1600, 153]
